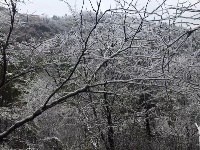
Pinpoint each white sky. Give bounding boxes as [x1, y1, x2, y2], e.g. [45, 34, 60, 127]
[18, 0, 118, 17]
[16, 0, 200, 27]
[17, 0, 194, 16]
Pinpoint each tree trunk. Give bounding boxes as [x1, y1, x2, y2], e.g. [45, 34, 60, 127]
[104, 84, 115, 150]
[145, 113, 151, 137]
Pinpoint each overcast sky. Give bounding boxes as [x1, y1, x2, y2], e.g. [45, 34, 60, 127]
[17, 0, 194, 16]
[18, 0, 118, 17]
[17, 0, 200, 27]
[18, 0, 169, 17]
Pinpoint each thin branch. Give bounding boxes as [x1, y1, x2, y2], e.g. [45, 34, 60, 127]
[0, 85, 89, 141]
[42, 2, 107, 108]
[0, 0, 16, 87]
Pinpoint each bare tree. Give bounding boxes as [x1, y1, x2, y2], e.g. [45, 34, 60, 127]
[1, 0, 200, 149]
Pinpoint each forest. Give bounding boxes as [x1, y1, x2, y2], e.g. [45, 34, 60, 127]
[1, 0, 200, 149]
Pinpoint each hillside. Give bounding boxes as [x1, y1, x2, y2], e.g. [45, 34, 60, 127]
[1, 2, 200, 150]
[0, 6, 65, 43]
